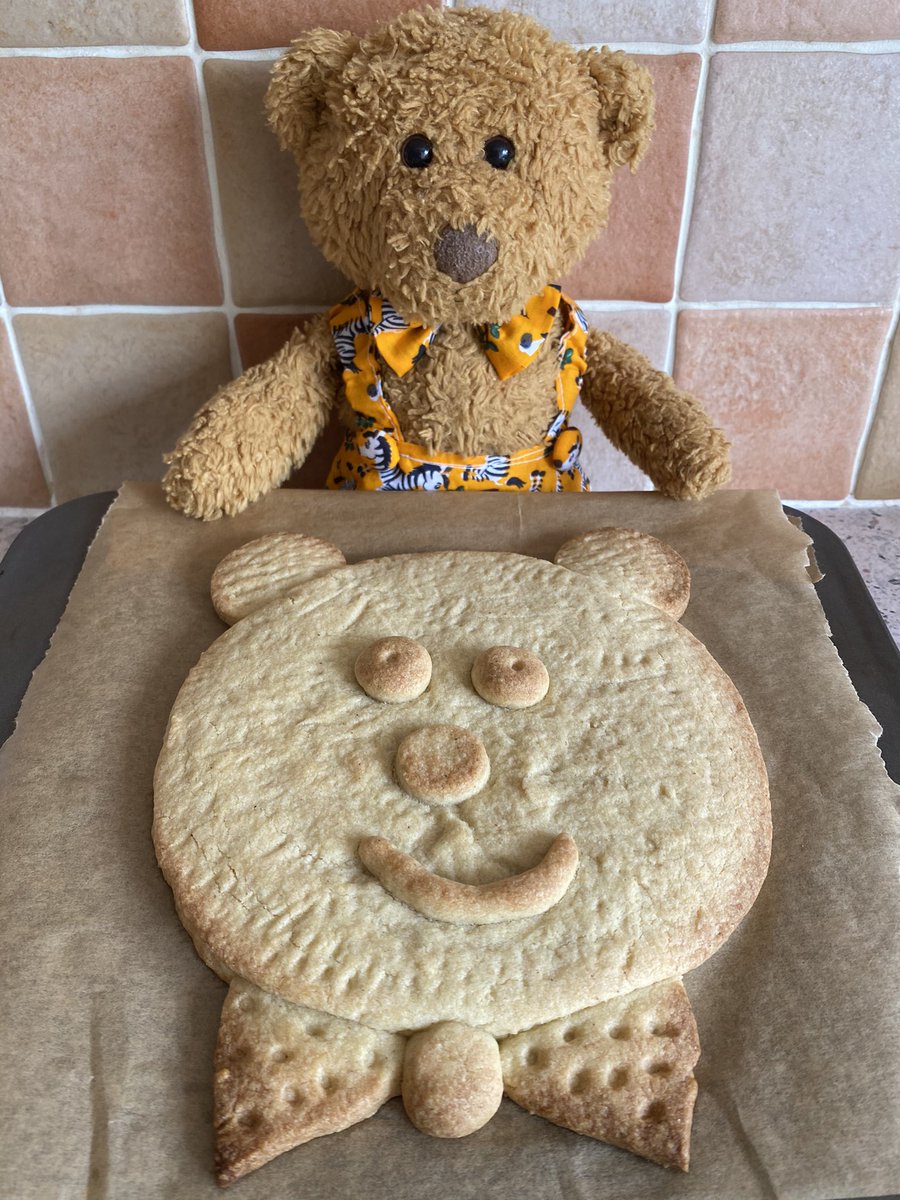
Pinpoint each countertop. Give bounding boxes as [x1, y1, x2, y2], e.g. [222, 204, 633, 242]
[1, 500, 897, 648]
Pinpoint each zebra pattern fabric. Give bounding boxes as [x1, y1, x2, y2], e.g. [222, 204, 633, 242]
[325, 286, 591, 493]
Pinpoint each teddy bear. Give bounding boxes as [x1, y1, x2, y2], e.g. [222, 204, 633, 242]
[162, 7, 731, 519]
[153, 527, 770, 1181]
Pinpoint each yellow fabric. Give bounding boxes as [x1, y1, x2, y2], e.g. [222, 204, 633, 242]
[326, 285, 590, 492]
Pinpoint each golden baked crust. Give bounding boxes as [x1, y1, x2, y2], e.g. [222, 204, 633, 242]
[500, 977, 700, 1171]
[402, 1023, 502, 1138]
[393, 723, 490, 803]
[471, 645, 549, 708]
[357, 832, 578, 925]
[555, 528, 691, 619]
[355, 636, 432, 702]
[211, 532, 345, 625]
[214, 977, 404, 1184]
[154, 546, 769, 1037]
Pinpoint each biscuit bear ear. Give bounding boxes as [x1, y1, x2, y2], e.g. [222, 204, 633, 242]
[554, 528, 690, 619]
[265, 29, 359, 158]
[211, 533, 346, 625]
[583, 47, 655, 172]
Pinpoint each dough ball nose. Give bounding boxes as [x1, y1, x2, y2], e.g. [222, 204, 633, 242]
[433, 224, 499, 284]
[395, 724, 490, 805]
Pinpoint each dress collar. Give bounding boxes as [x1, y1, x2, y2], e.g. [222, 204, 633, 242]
[329, 285, 573, 382]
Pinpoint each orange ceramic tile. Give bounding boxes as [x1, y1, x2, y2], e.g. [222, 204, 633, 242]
[194, 0, 439, 49]
[205, 60, 349, 307]
[682, 53, 900, 302]
[715, 0, 900, 42]
[585, 308, 672, 370]
[235, 313, 316, 370]
[0, 325, 50, 507]
[674, 309, 891, 500]
[15, 314, 233, 502]
[0, 57, 221, 306]
[856, 332, 900, 500]
[563, 56, 700, 304]
[460, 0, 709, 43]
[0, 0, 189, 46]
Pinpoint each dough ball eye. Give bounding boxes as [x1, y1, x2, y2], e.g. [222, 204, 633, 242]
[484, 135, 515, 170]
[355, 637, 432, 702]
[402, 133, 434, 169]
[471, 646, 548, 708]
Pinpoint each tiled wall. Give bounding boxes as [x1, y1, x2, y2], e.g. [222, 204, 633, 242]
[1, 0, 899, 509]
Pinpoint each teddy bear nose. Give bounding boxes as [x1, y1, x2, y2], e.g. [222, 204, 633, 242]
[434, 225, 499, 283]
[394, 724, 490, 804]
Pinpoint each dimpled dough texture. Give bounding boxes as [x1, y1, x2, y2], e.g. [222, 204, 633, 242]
[154, 547, 769, 1043]
[154, 534, 770, 1180]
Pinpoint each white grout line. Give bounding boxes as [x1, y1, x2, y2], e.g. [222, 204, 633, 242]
[708, 39, 900, 53]
[662, 0, 718, 379]
[578, 300, 669, 312]
[0, 45, 283, 59]
[182, 0, 242, 377]
[571, 39, 900, 55]
[197, 48, 284, 62]
[0, 273, 57, 505]
[9, 299, 890, 318]
[8, 304, 229, 317]
[848, 283, 900, 496]
[6, 303, 323, 317]
[784, 496, 900, 508]
[1, 39, 897, 60]
[643, 3, 717, 491]
[0, 45, 192, 57]
[677, 299, 892, 311]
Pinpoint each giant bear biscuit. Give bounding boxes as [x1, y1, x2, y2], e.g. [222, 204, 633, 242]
[153, 529, 770, 1182]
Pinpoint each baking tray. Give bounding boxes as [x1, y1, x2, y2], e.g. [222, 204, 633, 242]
[1, 493, 898, 1200]
[2, 494, 898, 786]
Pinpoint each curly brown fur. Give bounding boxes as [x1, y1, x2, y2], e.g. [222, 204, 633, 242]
[266, 8, 653, 329]
[580, 329, 731, 499]
[163, 314, 339, 520]
[164, 7, 729, 517]
[370, 316, 561, 456]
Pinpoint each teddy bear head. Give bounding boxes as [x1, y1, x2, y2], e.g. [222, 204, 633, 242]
[154, 529, 770, 1037]
[265, 7, 654, 327]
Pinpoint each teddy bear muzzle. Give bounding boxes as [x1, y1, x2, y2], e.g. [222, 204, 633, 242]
[433, 224, 499, 283]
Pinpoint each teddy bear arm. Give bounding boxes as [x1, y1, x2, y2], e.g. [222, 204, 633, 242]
[162, 314, 339, 520]
[581, 329, 731, 500]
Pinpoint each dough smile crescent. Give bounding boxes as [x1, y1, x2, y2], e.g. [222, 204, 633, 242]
[358, 832, 579, 925]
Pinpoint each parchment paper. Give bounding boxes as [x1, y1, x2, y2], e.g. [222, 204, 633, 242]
[1, 483, 898, 1200]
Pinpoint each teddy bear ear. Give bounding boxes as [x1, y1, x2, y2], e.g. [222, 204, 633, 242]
[583, 47, 655, 172]
[265, 29, 359, 158]
[211, 533, 347, 625]
[554, 528, 690, 619]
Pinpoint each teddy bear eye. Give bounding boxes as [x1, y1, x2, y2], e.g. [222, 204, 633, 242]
[401, 134, 434, 169]
[484, 136, 515, 170]
[355, 637, 432, 702]
[471, 646, 548, 708]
